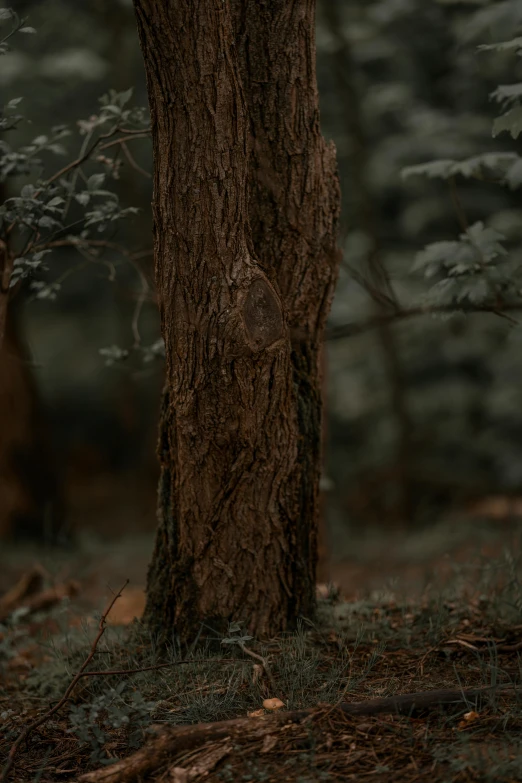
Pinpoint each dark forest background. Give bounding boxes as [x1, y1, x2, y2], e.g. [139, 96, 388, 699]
[2, 0, 522, 561]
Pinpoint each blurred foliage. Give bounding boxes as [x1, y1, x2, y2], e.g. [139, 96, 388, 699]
[0, 1, 160, 501]
[318, 0, 522, 531]
[1, 0, 522, 544]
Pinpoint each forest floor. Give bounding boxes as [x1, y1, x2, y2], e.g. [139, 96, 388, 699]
[1, 505, 522, 782]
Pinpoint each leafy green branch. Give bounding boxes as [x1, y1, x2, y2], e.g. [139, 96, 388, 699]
[327, 32, 522, 346]
[0, 10, 152, 351]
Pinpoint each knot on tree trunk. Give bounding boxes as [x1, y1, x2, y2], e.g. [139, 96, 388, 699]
[241, 277, 284, 352]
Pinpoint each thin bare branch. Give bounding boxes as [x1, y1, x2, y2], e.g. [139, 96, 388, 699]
[120, 141, 152, 179]
[45, 127, 150, 188]
[326, 301, 522, 342]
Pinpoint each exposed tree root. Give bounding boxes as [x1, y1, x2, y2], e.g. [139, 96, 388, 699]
[76, 682, 520, 783]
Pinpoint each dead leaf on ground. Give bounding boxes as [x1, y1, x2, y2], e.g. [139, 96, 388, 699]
[468, 496, 522, 518]
[458, 710, 480, 729]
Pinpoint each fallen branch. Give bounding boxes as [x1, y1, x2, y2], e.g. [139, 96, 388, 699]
[0, 570, 79, 623]
[337, 682, 518, 716]
[75, 714, 310, 783]
[19, 580, 79, 617]
[0, 567, 45, 620]
[75, 681, 520, 783]
[445, 635, 522, 654]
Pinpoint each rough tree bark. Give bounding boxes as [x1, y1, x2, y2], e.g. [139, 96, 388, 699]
[231, 2, 338, 583]
[133, 0, 340, 644]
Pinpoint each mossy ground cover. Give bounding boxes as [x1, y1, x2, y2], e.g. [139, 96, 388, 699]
[1, 515, 522, 782]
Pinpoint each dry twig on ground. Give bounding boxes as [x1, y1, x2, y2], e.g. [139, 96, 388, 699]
[74, 681, 521, 783]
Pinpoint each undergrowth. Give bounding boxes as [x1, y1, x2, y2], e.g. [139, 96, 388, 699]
[2, 542, 522, 781]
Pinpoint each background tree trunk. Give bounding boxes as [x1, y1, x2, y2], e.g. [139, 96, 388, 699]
[133, 0, 340, 645]
[0, 306, 64, 541]
[0, 180, 64, 542]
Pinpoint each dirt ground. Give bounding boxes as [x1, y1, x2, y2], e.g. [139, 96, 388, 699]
[2, 501, 522, 783]
[1, 501, 519, 622]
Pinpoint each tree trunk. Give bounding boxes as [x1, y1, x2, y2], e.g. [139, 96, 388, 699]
[231, 2, 339, 584]
[133, 0, 340, 644]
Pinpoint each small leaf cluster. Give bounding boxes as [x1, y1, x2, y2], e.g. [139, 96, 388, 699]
[412, 222, 518, 308]
[402, 152, 522, 190]
[401, 33, 522, 314]
[0, 9, 149, 310]
[67, 681, 155, 764]
[0, 8, 35, 56]
[480, 35, 522, 140]
[221, 621, 254, 649]
[0, 126, 70, 181]
[98, 345, 130, 366]
[322, 0, 522, 517]
[98, 338, 165, 367]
